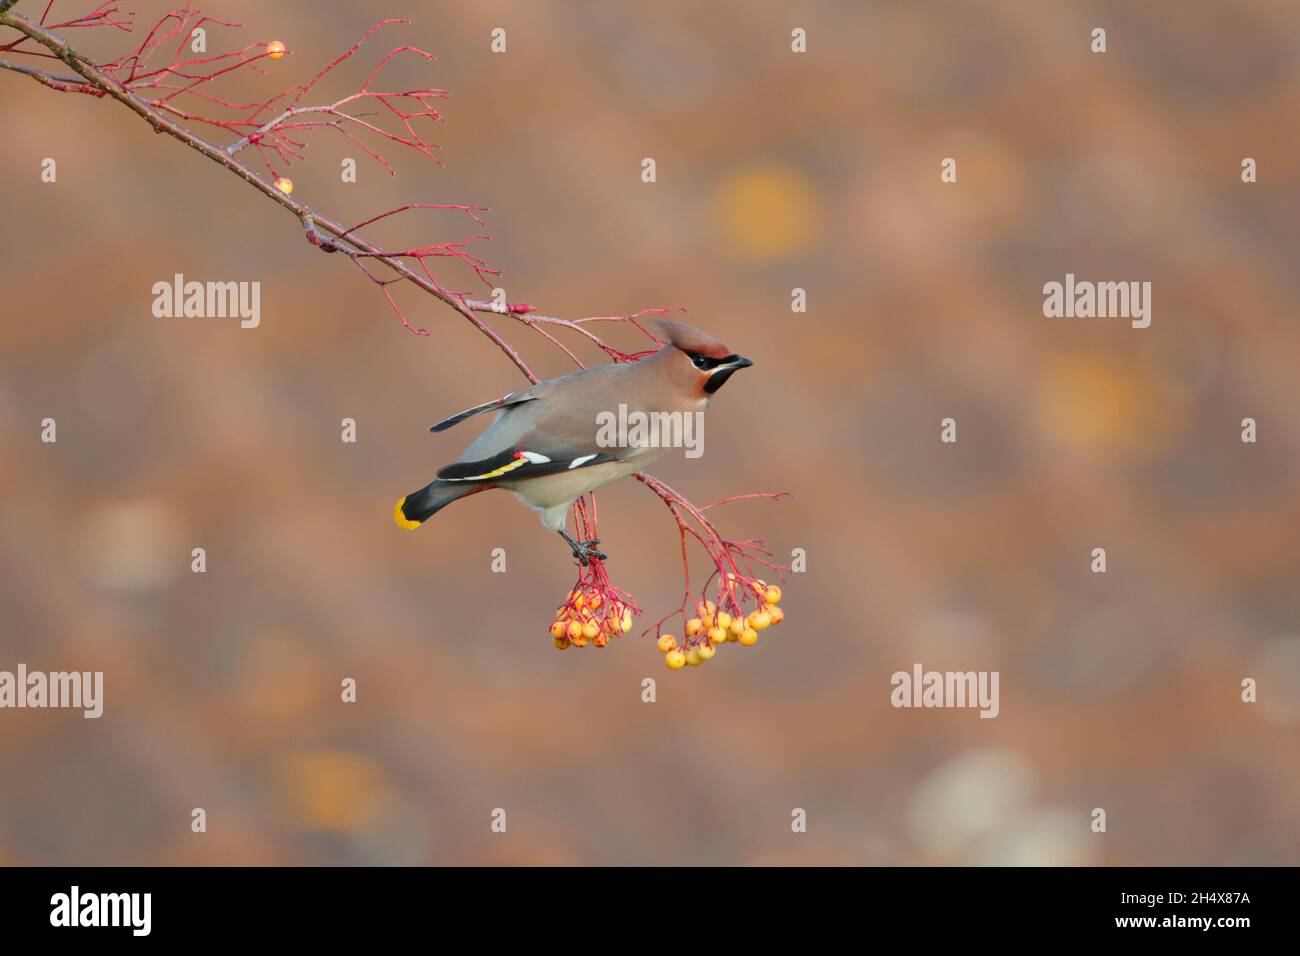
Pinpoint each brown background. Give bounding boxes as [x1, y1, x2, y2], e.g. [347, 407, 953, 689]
[2, 0, 1299, 865]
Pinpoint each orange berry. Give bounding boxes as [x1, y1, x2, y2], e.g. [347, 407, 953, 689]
[764, 585, 782, 605]
[566, 620, 583, 641]
[657, 634, 677, 653]
[685, 648, 702, 667]
[553, 636, 568, 649]
[267, 40, 287, 60]
[593, 632, 608, 647]
[697, 644, 716, 661]
[749, 610, 772, 631]
[549, 621, 567, 640]
[739, 628, 758, 646]
[274, 177, 293, 195]
[685, 617, 704, 637]
[665, 650, 686, 670]
[707, 627, 727, 645]
[589, 593, 603, 610]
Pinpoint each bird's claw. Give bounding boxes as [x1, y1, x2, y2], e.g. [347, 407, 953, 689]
[571, 539, 607, 565]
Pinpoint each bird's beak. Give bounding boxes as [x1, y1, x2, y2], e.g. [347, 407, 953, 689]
[725, 355, 754, 370]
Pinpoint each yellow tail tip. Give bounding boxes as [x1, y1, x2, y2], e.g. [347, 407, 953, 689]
[393, 496, 422, 530]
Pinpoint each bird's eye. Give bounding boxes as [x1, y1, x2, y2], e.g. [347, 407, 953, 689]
[691, 354, 712, 370]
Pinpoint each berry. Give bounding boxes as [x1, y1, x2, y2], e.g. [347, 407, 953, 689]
[739, 628, 758, 646]
[764, 585, 782, 605]
[749, 610, 772, 631]
[716, 612, 733, 630]
[657, 634, 677, 653]
[707, 626, 727, 645]
[685, 648, 702, 667]
[768, 605, 785, 624]
[274, 176, 293, 194]
[685, 617, 704, 637]
[665, 650, 686, 670]
[582, 621, 599, 641]
[266, 40, 287, 60]
[566, 620, 583, 641]
[697, 644, 716, 661]
[549, 621, 567, 640]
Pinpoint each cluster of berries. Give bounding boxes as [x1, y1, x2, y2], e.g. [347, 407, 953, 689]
[659, 582, 784, 670]
[550, 588, 634, 649]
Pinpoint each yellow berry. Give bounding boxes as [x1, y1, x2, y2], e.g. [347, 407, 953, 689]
[571, 633, 588, 647]
[274, 177, 293, 195]
[553, 636, 568, 649]
[749, 610, 772, 631]
[716, 611, 732, 630]
[657, 634, 677, 653]
[768, 605, 785, 624]
[707, 627, 727, 645]
[549, 621, 567, 640]
[726, 629, 739, 643]
[266, 40, 287, 60]
[582, 621, 599, 640]
[566, 620, 583, 641]
[697, 644, 716, 661]
[685, 648, 702, 667]
[698, 600, 716, 618]
[739, 628, 758, 646]
[665, 650, 686, 670]
[621, 610, 634, 633]
[764, 585, 782, 605]
[729, 616, 746, 636]
[685, 617, 704, 637]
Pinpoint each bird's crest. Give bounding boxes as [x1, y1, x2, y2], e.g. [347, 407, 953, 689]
[651, 318, 732, 359]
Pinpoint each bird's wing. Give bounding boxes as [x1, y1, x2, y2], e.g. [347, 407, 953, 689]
[428, 390, 536, 432]
[436, 365, 644, 484]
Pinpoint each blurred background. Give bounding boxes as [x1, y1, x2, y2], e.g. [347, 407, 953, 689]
[2, 0, 1299, 865]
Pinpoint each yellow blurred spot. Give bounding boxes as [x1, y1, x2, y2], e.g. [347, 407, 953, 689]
[712, 165, 823, 260]
[1036, 352, 1187, 459]
[271, 749, 392, 832]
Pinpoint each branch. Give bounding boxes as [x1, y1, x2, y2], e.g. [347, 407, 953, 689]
[0, 3, 792, 663]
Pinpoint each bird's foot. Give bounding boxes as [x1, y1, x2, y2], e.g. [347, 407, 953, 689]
[572, 539, 606, 566]
[559, 530, 607, 566]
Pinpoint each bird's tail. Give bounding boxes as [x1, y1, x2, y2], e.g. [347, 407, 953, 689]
[393, 479, 470, 529]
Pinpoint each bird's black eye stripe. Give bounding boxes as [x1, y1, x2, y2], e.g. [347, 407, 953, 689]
[690, 353, 736, 371]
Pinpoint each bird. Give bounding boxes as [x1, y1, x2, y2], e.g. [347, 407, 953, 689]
[394, 318, 753, 564]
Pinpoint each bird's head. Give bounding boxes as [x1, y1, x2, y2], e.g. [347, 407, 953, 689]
[652, 318, 753, 396]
